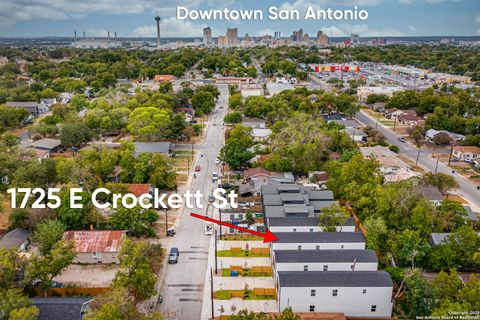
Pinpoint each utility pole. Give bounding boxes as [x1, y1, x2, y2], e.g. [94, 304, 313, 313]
[214, 229, 218, 274]
[448, 142, 455, 166]
[191, 141, 195, 172]
[416, 146, 421, 165]
[375, 112, 380, 130]
[219, 209, 223, 239]
[165, 208, 168, 236]
[210, 268, 215, 319]
[434, 156, 440, 173]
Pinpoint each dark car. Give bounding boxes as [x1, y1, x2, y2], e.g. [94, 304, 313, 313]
[168, 247, 179, 264]
[195, 165, 201, 172]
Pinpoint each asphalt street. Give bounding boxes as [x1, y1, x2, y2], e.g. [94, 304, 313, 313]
[158, 84, 228, 320]
[356, 111, 480, 209]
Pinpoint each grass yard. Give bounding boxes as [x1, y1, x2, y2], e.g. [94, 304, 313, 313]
[214, 290, 276, 300]
[221, 268, 272, 277]
[216, 250, 269, 258]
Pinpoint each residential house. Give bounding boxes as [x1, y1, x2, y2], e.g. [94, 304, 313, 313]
[134, 142, 173, 156]
[59, 92, 74, 104]
[397, 112, 422, 126]
[331, 119, 358, 129]
[425, 129, 465, 143]
[27, 138, 62, 158]
[33, 298, 92, 320]
[372, 102, 386, 113]
[357, 86, 404, 102]
[452, 146, 480, 163]
[267, 217, 355, 233]
[271, 232, 366, 251]
[125, 184, 153, 197]
[40, 98, 57, 108]
[242, 117, 266, 129]
[276, 271, 393, 318]
[344, 127, 367, 142]
[252, 128, 272, 142]
[429, 233, 450, 245]
[63, 230, 127, 264]
[0, 228, 30, 251]
[5, 101, 42, 116]
[245, 167, 294, 184]
[414, 186, 443, 206]
[463, 205, 479, 223]
[240, 84, 264, 98]
[272, 249, 378, 272]
[383, 167, 422, 183]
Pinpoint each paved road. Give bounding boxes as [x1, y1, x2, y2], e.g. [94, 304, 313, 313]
[158, 84, 228, 320]
[356, 111, 480, 209]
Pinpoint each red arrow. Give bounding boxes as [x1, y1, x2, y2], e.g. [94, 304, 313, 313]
[190, 212, 279, 243]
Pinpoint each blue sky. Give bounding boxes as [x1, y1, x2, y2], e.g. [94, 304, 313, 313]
[0, 0, 479, 37]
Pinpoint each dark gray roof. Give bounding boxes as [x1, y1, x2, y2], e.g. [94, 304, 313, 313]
[311, 200, 337, 211]
[264, 205, 315, 218]
[28, 138, 61, 150]
[33, 298, 91, 320]
[278, 271, 393, 287]
[275, 232, 365, 243]
[0, 228, 29, 249]
[274, 249, 378, 263]
[463, 205, 479, 221]
[268, 216, 355, 227]
[261, 184, 301, 195]
[134, 142, 172, 155]
[306, 190, 334, 200]
[281, 193, 306, 202]
[414, 186, 443, 201]
[429, 233, 449, 245]
[5, 101, 39, 107]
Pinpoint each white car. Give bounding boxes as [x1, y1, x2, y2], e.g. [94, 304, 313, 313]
[215, 158, 221, 164]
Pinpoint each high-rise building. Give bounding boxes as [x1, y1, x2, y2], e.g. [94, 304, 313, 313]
[298, 28, 304, 42]
[304, 33, 310, 43]
[317, 31, 329, 46]
[226, 28, 239, 46]
[274, 31, 281, 40]
[350, 33, 360, 45]
[155, 14, 161, 48]
[217, 35, 228, 47]
[203, 27, 212, 46]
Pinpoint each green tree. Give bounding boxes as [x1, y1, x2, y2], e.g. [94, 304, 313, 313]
[229, 93, 242, 110]
[422, 172, 458, 194]
[404, 269, 433, 318]
[149, 154, 177, 190]
[60, 121, 94, 148]
[0, 289, 35, 320]
[192, 91, 215, 115]
[318, 203, 350, 232]
[431, 269, 463, 301]
[0, 249, 24, 289]
[112, 240, 161, 304]
[363, 216, 388, 252]
[391, 229, 430, 268]
[8, 306, 39, 320]
[25, 240, 76, 297]
[33, 219, 67, 255]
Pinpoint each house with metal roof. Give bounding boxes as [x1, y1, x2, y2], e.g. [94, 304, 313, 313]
[63, 230, 127, 264]
[271, 232, 365, 251]
[5, 101, 42, 116]
[272, 249, 378, 272]
[276, 271, 393, 318]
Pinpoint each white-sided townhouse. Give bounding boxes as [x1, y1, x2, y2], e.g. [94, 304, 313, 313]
[276, 271, 393, 319]
[271, 232, 366, 251]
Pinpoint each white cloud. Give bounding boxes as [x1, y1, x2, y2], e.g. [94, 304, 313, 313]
[133, 18, 219, 37]
[257, 28, 275, 36]
[0, 0, 231, 27]
[424, 0, 462, 4]
[321, 23, 405, 37]
[408, 25, 417, 31]
[399, 0, 411, 4]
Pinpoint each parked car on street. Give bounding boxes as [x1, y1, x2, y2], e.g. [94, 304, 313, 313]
[168, 247, 179, 264]
[397, 137, 406, 142]
[195, 165, 201, 172]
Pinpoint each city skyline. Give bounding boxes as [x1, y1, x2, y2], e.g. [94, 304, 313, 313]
[0, 0, 479, 37]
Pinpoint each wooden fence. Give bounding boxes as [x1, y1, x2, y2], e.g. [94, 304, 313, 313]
[253, 288, 276, 296]
[251, 247, 269, 255]
[34, 287, 108, 297]
[251, 266, 272, 273]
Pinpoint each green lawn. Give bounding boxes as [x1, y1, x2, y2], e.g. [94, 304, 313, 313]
[214, 290, 276, 300]
[220, 235, 263, 241]
[216, 250, 269, 258]
[221, 268, 272, 277]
